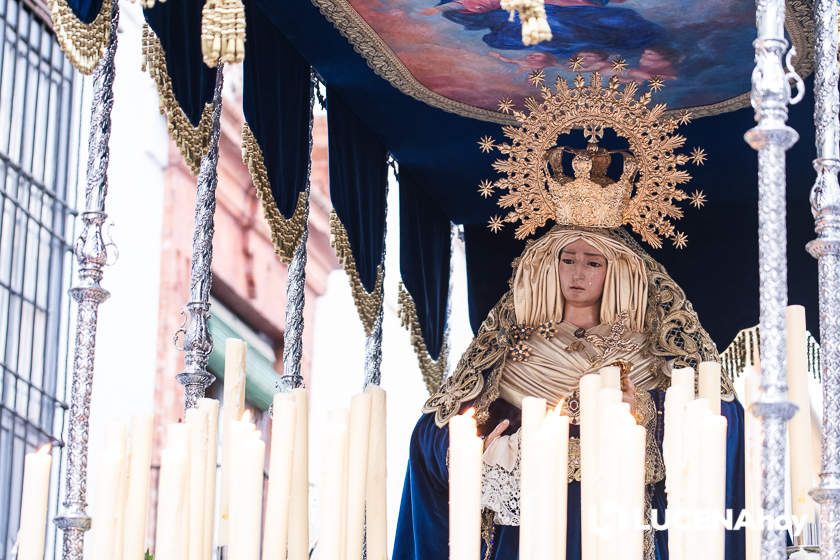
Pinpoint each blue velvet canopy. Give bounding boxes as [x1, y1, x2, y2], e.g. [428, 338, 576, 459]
[61, 0, 821, 358]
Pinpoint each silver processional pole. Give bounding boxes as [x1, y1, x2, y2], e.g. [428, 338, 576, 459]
[744, 1, 803, 559]
[175, 63, 224, 409]
[53, 1, 119, 557]
[807, 0, 840, 556]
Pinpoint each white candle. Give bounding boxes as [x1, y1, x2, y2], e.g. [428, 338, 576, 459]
[186, 407, 209, 560]
[598, 365, 621, 390]
[534, 407, 569, 560]
[219, 338, 247, 546]
[579, 373, 602, 560]
[704, 414, 727, 560]
[554, 406, 570, 560]
[448, 409, 482, 560]
[345, 392, 373, 560]
[155, 424, 190, 560]
[671, 367, 695, 394]
[318, 409, 350, 560]
[229, 413, 265, 560]
[89, 422, 129, 560]
[17, 444, 51, 560]
[263, 393, 297, 560]
[786, 305, 817, 523]
[365, 386, 388, 560]
[197, 398, 220, 559]
[122, 415, 154, 560]
[519, 396, 547, 560]
[596, 392, 622, 560]
[624, 423, 646, 560]
[664, 378, 693, 560]
[698, 361, 721, 414]
[743, 367, 762, 560]
[288, 387, 310, 560]
[682, 400, 707, 560]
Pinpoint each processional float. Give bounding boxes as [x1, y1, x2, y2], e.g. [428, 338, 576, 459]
[10, 0, 840, 558]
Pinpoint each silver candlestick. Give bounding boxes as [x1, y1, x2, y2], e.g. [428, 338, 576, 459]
[744, 1, 803, 559]
[53, 1, 119, 558]
[807, 0, 840, 556]
[175, 64, 224, 409]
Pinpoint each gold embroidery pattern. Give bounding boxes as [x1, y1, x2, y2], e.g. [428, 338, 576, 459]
[329, 211, 384, 336]
[584, 311, 643, 362]
[607, 228, 735, 400]
[397, 283, 450, 395]
[49, 0, 111, 75]
[142, 25, 214, 176]
[241, 123, 308, 263]
[423, 292, 517, 427]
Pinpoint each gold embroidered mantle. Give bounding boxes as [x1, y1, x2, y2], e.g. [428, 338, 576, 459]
[423, 225, 735, 428]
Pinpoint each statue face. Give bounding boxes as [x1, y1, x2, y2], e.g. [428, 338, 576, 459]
[558, 239, 608, 307]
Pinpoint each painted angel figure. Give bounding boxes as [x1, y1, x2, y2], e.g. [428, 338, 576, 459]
[392, 224, 746, 560]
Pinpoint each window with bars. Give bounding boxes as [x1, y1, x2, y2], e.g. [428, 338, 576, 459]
[0, 0, 80, 557]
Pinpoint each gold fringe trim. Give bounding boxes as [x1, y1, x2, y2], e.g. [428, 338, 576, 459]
[241, 123, 308, 263]
[398, 283, 449, 395]
[48, 0, 111, 75]
[201, 0, 246, 67]
[721, 325, 822, 384]
[141, 24, 214, 176]
[329, 211, 384, 336]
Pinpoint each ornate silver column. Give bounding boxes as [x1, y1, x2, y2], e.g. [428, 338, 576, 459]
[53, 1, 119, 557]
[364, 161, 391, 388]
[278, 78, 317, 392]
[175, 64, 224, 409]
[807, 0, 840, 555]
[364, 305, 385, 387]
[743, 1, 803, 559]
[278, 189, 310, 391]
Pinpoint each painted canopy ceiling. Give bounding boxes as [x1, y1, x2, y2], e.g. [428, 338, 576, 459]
[314, 0, 814, 122]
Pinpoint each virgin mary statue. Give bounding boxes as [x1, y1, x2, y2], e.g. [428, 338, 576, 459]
[392, 74, 746, 560]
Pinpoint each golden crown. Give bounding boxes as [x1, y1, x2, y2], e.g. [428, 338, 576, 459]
[477, 71, 708, 249]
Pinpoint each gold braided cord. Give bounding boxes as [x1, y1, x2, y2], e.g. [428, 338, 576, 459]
[397, 283, 449, 395]
[201, 0, 246, 67]
[329, 211, 384, 336]
[48, 0, 111, 75]
[141, 25, 214, 176]
[241, 123, 308, 263]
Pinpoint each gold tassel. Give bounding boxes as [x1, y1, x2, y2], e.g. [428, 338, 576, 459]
[329, 211, 384, 337]
[499, 0, 551, 46]
[201, 0, 246, 67]
[241, 123, 308, 263]
[398, 283, 449, 395]
[141, 25, 214, 176]
[48, 0, 112, 75]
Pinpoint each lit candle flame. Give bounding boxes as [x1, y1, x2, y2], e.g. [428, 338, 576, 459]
[464, 407, 476, 418]
[37, 443, 52, 455]
[240, 409, 253, 423]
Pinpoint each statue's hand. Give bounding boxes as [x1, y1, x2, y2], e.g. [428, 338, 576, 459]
[483, 419, 510, 451]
